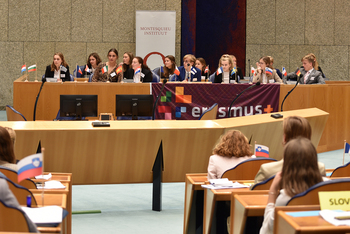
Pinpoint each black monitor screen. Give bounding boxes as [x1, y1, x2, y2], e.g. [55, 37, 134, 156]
[116, 95, 153, 120]
[60, 95, 98, 119]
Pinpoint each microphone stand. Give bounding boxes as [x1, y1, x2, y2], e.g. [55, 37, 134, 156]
[280, 75, 301, 112]
[248, 59, 251, 77]
[152, 78, 167, 120]
[227, 82, 260, 118]
[33, 79, 46, 121]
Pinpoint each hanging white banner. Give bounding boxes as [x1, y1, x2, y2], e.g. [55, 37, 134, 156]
[136, 11, 176, 70]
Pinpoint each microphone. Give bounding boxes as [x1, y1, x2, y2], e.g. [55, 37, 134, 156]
[227, 82, 260, 118]
[33, 78, 46, 121]
[186, 63, 190, 81]
[280, 74, 302, 112]
[248, 59, 251, 77]
[152, 77, 168, 120]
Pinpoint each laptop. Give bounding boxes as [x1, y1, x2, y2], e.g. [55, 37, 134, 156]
[46, 77, 57, 82]
[122, 78, 134, 83]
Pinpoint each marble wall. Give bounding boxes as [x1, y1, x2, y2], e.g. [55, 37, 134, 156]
[245, 0, 350, 81]
[0, 0, 181, 107]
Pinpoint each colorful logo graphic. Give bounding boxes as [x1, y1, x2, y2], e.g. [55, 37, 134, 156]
[158, 87, 192, 119]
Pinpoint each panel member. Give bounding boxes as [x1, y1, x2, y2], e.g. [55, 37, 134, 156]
[252, 56, 282, 84]
[214, 55, 238, 83]
[174, 54, 201, 82]
[154, 55, 177, 79]
[126, 56, 153, 83]
[92, 48, 122, 82]
[120, 52, 134, 79]
[195, 57, 210, 80]
[83, 53, 102, 77]
[44, 52, 71, 82]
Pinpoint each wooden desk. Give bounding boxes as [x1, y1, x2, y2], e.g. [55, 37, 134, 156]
[274, 206, 350, 234]
[0, 108, 328, 184]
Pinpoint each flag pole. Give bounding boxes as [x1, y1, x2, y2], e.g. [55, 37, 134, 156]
[41, 148, 45, 207]
[35, 62, 38, 82]
[343, 140, 346, 165]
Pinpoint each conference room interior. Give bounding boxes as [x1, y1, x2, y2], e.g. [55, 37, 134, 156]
[3, 1, 350, 233]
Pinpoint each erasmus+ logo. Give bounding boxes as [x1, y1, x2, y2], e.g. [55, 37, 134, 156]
[158, 87, 192, 119]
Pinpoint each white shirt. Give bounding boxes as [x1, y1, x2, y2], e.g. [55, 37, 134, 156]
[54, 69, 60, 79]
[223, 72, 230, 83]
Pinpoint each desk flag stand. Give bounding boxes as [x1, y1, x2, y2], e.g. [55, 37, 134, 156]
[152, 141, 164, 211]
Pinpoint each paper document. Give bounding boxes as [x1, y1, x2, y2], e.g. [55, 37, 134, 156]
[22, 206, 63, 224]
[35, 173, 52, 180]
[201, 179, 249, 189]
[37, 180, 66, 189]
[319, 210, 350, 226]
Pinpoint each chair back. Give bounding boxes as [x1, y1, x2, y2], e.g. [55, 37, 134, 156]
[221, 158, 277, 180]
[209, 73, 215, 82]
[152, 71, 160, 83]
[5, 105, 27, 121]
[330, 161, 350, 177]
[0, 200, 30, 232]
[5, 178, 37, 206]
[251, 175, 275, 190]
[287, 178, 350, 206]
[0, 167, 37, 190]
[198, 103, 218, 120]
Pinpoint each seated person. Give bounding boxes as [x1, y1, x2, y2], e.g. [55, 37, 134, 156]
[284, 53, 325, 84]
[268, 56, 283, 79]
[0, 126, 18, 171]
[44, 52, 70, 82]
[195, 57, 210, 81]
[213, 54, 240, 83]
[0, 176, 39, 232]
[153, 55, 177, 80]
[254, 116, 326, 185]
[207, 130, 255, 179]
[81, 52, 101, 78]
[260, 137, 323, 234]
[92, 48, 122, 82]
[173, 54, 201, 82]
[252, 56, 282, 84]
[125, 56, 152, 82]
[231, 55, 244, 82]
[120, 52, 134, 79]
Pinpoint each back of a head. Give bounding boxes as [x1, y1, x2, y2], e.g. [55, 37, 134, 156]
[4, 127, 16, 146]
[282, 137, 323, 196]
[212, 130, 252, 158]
[0, 126, 16, 164]
[283, 116, 311, 143]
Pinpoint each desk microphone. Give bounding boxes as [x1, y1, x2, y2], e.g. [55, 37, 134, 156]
[33, 78, 46, 121]
[152, 77, 167, 120]
[280, 74, 302, 112]
[227, 82, 260, 118]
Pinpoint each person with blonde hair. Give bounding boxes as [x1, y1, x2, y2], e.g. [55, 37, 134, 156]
[174, 54, 201, 82]
[213, 54, 238, 83]
[252, 56, 282, 84]
[44, 52, 71, 82]
[260, 137, 323, 234]
[207, 130, 255, 179]
[284, 53, 325, 84]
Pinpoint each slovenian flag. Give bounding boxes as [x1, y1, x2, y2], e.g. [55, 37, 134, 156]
[204, 66, 209, 73]
[174, 66, 180, 76]
[255, 144, 269, 158]
[251, 67, 256, 75]
[265, 67, 273, 75]
[296, 68, 301, 76]
[282, 67, 287, 76]
[345, 142, 350, 154]
[102, 66, 108, 74]
[134, 67, 141, 75]
[116, 65, 123, 74]
[231, 67, 236, 76]
[216, 67, 223, 75]
[21, 65, 26, 73]
[28, 64, 36, 72]
[17, 153, 43, 183]
[85, 65, 90, 73]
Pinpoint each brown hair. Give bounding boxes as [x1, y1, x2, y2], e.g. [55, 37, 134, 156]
[260, 56, 273, 69]
[108, 48, 119, 57]
[163, 55, 176, 78]
[212, 130, 253, 158]
[301, 53, 319, 70]
[283, 116, 311, 144]
[87, 53, 102, 68]
[4, 127, 16, 146]
[0, 126, 16, 164]
[134, 56, 150, 71]
[51, 52, 68, 71]
[282, 137, 323, 197]
[196, 58, 207, 74]
[122, 52, 134, 72]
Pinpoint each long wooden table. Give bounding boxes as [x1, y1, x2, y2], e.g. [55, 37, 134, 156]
[12, 78, 349, 153]
[0, 108, 328, 184]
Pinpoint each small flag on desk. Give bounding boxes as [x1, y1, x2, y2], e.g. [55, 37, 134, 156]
[255, 144, 269, 158]
[116, 65, 123, 74]
[265, 67, 273, 75]
[190, 67, 197, 75]
[204, 66, 209, 74]
[21, 65, 26, 73]
[85, 65, 90, 73]
[345, 142, 350, 154]
[296, 68, 301, 76]
[60, 65, 67, 72]
[251, 67, 256, 75]
[17, 153, 43, 183]
[216, 67, 223, 75]
[282, 67, 287, 76]
[78, 66, 83, 75]
[174, 66, 180, 76]
[102, 66, 108, 74]
[134, 67, 141, 75]
[231, 67, 236, 76]
[28, 64, 36, 72]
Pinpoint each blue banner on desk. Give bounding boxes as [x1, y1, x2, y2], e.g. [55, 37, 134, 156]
[152, 83, 280, 120]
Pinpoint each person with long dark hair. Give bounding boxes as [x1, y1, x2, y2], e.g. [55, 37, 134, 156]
[126, 56, 152, 83]
[92, 48, 122, 82]
[0, 126, 17, 171]
[44, 52, 70, 82]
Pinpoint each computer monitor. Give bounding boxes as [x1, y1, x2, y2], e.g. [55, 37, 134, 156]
[60, 95, 98, 120]
[116, 95, 153, 120]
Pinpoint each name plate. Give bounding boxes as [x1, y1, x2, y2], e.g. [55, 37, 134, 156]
[319, 191, 350, 210]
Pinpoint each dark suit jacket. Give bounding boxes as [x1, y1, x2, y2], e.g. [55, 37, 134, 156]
[175, 66, 201, 82]
[44, 65, 71, 82]
[213, 68, 241, 83]
[285, 68, 325, 84]
[126, 67, 153, 82]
